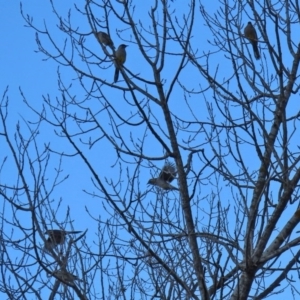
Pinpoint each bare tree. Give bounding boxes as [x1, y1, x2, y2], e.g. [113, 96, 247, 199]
[1, 0, 300, 299]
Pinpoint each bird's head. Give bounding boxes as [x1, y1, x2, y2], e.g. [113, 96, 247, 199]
[147, 178, 156, 185]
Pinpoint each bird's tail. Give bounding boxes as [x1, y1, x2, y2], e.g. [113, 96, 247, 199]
[114, 68, 119, 83]
[252, 42, 260, 60]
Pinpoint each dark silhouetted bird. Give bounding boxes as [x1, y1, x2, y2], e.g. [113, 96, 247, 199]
[148, 161, 179, 190]
[44, 229, 82, 251]
[114, 44, 128, 82]
[52, 269, 82, 283]
[97, 31, 114, 49]
[244, 22, 260, 60]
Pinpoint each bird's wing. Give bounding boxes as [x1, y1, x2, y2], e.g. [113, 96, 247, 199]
[159, 162, 176, 182]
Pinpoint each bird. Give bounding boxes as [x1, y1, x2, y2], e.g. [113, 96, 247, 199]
[147, 161, 179, 190]
[244, 22, 260, 60]
[114, 44, 128, 83]
[52, 269, 82, 283]
[96, 31, 114, 49]
[44, 229, 82, 251]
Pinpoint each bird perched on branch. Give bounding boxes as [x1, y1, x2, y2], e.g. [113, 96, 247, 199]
[244, 22, 260, 60]
[97, 31, 114, 49]
[52, 269, 82, 283]
[148, 161, 179, 190]
[114, 44, 128, 83]
[44, 229, 82, 251]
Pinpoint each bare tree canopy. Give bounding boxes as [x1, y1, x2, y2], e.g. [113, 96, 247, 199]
[1, 0, 300, 299]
